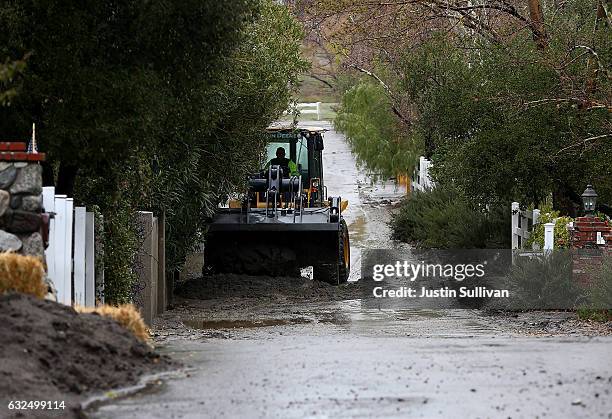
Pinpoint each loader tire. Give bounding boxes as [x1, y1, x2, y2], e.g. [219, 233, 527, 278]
[338, 218, 350, 284]
[313, 218, 350, 285]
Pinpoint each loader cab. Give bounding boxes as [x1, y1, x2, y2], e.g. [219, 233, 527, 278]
[263, 126, 325, 190]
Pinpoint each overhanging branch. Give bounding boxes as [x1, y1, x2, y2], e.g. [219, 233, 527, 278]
[345, 63, 412, 126]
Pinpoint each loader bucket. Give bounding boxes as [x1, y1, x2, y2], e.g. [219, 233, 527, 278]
[204, 210, 349, 284]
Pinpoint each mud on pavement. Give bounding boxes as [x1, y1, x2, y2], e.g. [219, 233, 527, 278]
[156, 272, 612, 343]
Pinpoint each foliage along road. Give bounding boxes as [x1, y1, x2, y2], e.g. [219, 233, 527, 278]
[89, 124, 612, 419]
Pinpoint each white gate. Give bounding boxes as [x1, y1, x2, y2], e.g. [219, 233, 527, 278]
[42, 186, 98, 307]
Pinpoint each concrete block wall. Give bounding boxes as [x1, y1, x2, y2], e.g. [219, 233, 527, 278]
[134, 211, 166, 325]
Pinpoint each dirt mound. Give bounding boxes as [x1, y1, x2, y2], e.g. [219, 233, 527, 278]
[175, 274, 360, 301]
[0, 293, 174, 418]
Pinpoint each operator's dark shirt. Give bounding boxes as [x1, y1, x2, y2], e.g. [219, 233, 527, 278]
[267, 157, 298, 178]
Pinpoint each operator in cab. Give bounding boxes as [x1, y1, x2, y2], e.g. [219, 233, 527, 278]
[266, 147, 299, 178]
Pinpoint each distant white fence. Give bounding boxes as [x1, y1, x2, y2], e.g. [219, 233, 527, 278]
[43, 186, 99, 307]
[511, 202, 555, 250]
[284, 102, 322, 120]
[411, 156, 434, 192]
[298, 102, 321, 120]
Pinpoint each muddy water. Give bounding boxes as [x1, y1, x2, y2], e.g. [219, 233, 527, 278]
[319, 120, 407, 281]
[91, 124, 612, 419]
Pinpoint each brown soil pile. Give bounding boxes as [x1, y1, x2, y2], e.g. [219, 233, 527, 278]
[0, 293, 174, 418]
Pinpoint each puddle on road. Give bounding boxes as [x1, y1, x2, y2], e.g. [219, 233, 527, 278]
[348, 214, 367, 245]
[394, 310, 445, 320]
[183, 318, 311, 330]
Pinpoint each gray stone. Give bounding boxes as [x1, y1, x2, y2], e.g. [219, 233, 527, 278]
[0, 229, 22, 252]
[0, 190, 9, 217]
[44, 274, 58, 302]
[20, 232, 44, 257]
[0, 162, 12, 171]
[4, 210, 41, 233]
[0, 166, 18, 189]
[10, 164, 42, 195]
[13, 162, 27, 168]
[21, 195, 42, 212]
[10, 194, 21, 209]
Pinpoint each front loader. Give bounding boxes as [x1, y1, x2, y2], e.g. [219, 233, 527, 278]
[204, 126, 350, 284]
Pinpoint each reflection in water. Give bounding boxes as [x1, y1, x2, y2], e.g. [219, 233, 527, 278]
[183, 318, 311, 330]
[348, 214, 367, 245]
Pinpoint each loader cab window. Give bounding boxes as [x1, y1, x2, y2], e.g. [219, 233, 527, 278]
[264, 142, 288, 166]
[295, 136, 309, 179]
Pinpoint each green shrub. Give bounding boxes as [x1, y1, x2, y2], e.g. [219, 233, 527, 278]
[504, 251, 584, 310]
[577, 307, 611, 322]
[526, 209, 573, 249]
[391, 186, 510, 249]
[578, 257, 612, 321]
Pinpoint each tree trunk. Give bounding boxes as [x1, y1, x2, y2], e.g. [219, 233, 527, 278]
[527, 0, 548, 49]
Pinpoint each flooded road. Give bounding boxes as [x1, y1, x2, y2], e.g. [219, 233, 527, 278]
[90, 123, 612, 419]
[319, 120, 406, 281]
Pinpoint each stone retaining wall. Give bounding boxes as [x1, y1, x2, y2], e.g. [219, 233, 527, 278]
[0, 142, 46, 258]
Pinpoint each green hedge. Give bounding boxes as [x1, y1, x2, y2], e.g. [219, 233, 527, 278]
[391, 186, 510, 249]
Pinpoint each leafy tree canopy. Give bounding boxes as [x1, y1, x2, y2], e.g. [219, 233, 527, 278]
[318, 0, 611, 214]
[0, 0, 308, 302]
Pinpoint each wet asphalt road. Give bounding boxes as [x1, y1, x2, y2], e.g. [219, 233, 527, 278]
[90, 122, 612, 419]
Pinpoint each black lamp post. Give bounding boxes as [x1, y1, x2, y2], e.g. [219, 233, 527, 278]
[581, 184, 597, 217]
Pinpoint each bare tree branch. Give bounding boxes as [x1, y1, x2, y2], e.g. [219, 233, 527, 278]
[554, 133, 612, 156]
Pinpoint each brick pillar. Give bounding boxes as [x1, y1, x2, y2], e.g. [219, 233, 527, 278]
[570, 216, 612, 284]
[571, 217, 612, 250]
[0, 142, 47, 258]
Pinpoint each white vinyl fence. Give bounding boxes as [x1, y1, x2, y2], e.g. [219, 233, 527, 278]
[284, 102, 322, 120]
[511, 202, 555, 250]
[42, 186, 99, 307]
[411, 156, 434, 192]
[297, 102, 321, 120]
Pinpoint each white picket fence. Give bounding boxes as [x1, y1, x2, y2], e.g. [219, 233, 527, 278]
[411, 156, 434, 192]
[42, 187, 98, 307]
[511, 202, 555, 250]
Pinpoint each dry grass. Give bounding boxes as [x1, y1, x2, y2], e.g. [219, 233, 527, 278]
[76, 304, 150, 342]
[0, 252, 46, 299]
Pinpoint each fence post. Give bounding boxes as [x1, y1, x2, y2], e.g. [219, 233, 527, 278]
[544, 222, 555, 251]
[511, 202, 520, 249]
[135, 211, 155, 325]
[42, 186, 56, 288]
[85, 211, 96, 307]
[532, 209, 540, 226]
[157, 212, 166, 314]
[73, 207, 86, 306]
[54, 195, 67, 303]
[151, 216, 159, 317]
[64, 198, 74, 304]
[316, 102, 321, 120]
